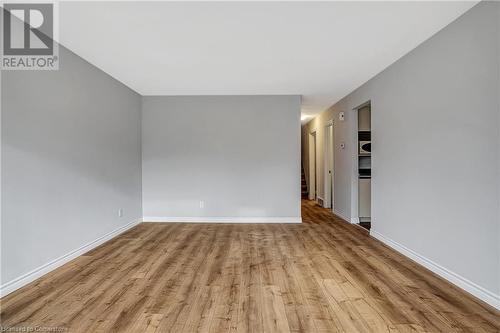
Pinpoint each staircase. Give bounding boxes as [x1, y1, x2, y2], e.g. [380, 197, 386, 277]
[301, 168, 309, 199]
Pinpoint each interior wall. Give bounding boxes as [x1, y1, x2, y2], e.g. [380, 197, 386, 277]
[302, 1, 500, 303]
[1, 45, 143, 286]
[142, 95, 301, 220]
[497, 0, 500, 299]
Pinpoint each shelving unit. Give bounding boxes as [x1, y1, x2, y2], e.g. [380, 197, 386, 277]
[358, 105, 371, 229]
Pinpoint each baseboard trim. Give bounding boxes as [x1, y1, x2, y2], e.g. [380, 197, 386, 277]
[0, 218, 142, 298]
[143, 216, 302, 223]
[333, 210, 351, 223]
[370, 230, 500, 310]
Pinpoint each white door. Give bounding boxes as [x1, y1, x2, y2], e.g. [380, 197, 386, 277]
[324, 123, 334, 209]
[359, 178, 371, 219]
[308, 132, 316, 200]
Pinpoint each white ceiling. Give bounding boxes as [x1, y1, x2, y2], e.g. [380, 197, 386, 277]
[58, 1, 477, 117]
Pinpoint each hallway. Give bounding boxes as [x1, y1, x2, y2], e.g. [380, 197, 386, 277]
[1, 201, 499, 332]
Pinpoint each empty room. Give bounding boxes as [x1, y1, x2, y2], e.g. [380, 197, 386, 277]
[1, 1, 499, 332]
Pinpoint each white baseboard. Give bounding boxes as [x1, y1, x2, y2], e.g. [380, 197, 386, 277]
[0, 218, 142, 298]
[143, 216, 302, 223]
[333, 210, 351, 223]
[350, 217, 359, 224]
[370, 230, 500, 310]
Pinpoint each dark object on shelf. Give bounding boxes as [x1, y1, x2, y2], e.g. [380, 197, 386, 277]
[359, 169, 371, 178]
[360, 142, 371, 153]
[358, 131, 371, 141]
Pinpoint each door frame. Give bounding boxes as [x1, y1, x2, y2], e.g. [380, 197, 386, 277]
[308, 130, 317, 201]
[352, 100, 371, 224]
[323, 120, 334, 210]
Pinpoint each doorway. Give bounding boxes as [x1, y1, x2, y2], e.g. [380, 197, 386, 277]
[308, 131, 317, 201]
[324, 121, 334, 210]
[354, 101, 371, 230]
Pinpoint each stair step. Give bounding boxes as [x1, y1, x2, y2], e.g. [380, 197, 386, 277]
[301, 165, 308, 199]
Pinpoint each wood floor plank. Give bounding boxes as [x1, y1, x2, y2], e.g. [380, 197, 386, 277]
[1, 200, 499, 333]
[209, 228, 242, 333]
[261, 285, 291, 333]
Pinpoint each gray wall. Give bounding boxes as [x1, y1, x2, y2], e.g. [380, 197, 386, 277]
[497, 0, 500, 300]
[142, 96, 301, 220]
[302, 1, 499, 298]
[1, 46, 142, 284]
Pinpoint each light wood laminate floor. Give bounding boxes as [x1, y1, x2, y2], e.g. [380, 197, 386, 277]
[1, 200, 499, 332]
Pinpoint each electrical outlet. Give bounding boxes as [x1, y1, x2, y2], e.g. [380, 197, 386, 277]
[118, 208, 123, 217]
[199, 200, 205, 209]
